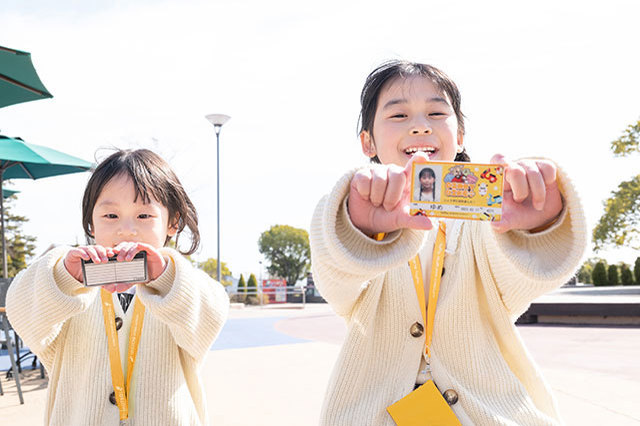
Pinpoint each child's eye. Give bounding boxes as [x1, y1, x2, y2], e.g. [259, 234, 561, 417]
[138, 214, 152, 219]
[104, 214, 118, 219]
[389, 113, 407, 119]
[429, 112, 446, 117]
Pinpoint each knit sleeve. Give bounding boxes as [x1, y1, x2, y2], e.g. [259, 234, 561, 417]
[310, 169, 426, 317]
[5, 246, 99, 360]
[483, 162, 588, 318]
[135, 248, 229, 362]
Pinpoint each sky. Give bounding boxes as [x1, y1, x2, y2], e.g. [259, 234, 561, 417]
[1, 0, 639, 281]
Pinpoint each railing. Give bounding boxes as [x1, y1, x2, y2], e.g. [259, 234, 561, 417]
[230, 286, 311, 308]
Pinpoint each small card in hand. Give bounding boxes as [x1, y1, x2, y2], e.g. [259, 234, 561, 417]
[81, 252, 148, 287]
[410, 161, 505, 221]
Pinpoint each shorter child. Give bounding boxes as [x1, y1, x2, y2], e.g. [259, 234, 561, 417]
[7, 149, 229, 426]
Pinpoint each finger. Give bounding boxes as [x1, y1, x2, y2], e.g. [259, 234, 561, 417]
[490, 153, 507, 165]
[114, 283, 135, 293]
[116, 242, 135, 262]
[397, 209, 433, 230]
[94, 245, 110, 263]
[85, 246, 102, 263]
[383, 166, 406, 211]
[102, 284, 116, 293]
[522, 161, 546, 211]
[369, 166, 388, 207]
[403, 152, 430, 179]
[69, 248, 91, 262]
[505, 162, 529, 203]
[490, 221, 509, 234]
[535, 160, 557, 185]
[352, 168, 373, 201]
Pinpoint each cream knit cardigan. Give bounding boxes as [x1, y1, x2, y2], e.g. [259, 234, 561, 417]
[6, 246, 229, 426]
[310, 166, 586, 426]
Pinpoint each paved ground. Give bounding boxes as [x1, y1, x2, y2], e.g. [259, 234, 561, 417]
[2, 303, 639, 425]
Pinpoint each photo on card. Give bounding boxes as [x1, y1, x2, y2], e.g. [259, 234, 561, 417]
[410, 161, 505, 221]
[413, 164, 442, 203]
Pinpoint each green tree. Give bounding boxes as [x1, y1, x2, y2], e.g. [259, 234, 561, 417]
[247, 273, 258, 295]
[237, 274, 246, 294]
[197, 258, 233, 286]
[593, 119, 640, 250]
[635, 257, 640, 285]
[620, 264, 634, 286]
[1, 195, 36, 277]
[607, 264, 619, 286]
[258, 225, 310, 287]
[592, 261, 608, 286]
[577, 261, 593, 284]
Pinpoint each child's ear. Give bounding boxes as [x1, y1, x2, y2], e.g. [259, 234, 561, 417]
[360, 131, 377, 158]
[167, 215, 180, 237]
[457, 132, 465, 153]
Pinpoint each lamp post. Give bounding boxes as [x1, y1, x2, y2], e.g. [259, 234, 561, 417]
[205, 113, 230, 284]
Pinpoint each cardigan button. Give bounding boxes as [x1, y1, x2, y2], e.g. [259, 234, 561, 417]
[409, 322, 424, 338]
[109, 391, 117, 405]
[115, 317, 123, 331]
[443, 389, 458, 405]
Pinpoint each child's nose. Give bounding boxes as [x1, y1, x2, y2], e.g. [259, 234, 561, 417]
[410, 116, 432, 135]
[117, 220, 138, 236]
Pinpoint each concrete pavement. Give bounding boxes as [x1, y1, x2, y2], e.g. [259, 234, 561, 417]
[2, 303, 639, 425]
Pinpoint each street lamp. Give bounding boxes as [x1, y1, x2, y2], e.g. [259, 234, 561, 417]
[205, 113, 231, 284]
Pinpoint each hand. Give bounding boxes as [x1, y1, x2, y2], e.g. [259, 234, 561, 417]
[349, 153, 433, 236]
[490, 154, 563, 233]
[64, 245, 115, 283]
[101, 242, 168, 293]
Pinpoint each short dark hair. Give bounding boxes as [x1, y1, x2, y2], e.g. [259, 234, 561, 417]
[358, 60, 470, 163]
[82, 149, 200, 255]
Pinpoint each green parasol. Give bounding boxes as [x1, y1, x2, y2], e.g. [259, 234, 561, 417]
[0, 136, 93, 277]
[0, 45, 53, 109]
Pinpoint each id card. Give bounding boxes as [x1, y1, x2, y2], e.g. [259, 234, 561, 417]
[81, 252, 148, 287]
[410, 161, 505, 221]
[387, 380, 461, 426]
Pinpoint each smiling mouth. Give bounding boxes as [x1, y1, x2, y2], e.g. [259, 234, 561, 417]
[404, 146, 437, 156]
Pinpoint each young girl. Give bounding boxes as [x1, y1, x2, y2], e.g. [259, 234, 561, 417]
[310, 61, 586, 425]
[6, 149, 229, 426]
[418, 167, 436, 201]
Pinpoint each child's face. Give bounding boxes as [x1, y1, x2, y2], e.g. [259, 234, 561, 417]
[420, 174, 435, 190]
[360, 76, 463, 167]
[91, 174, 176, 249]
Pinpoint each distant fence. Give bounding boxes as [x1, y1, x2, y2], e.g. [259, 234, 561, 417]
[230, 286, 312, 308]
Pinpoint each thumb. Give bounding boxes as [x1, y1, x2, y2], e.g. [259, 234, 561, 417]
[398, 212, 434, 231]
[490, 153, 506, 164]
[404, 152, 431, 180]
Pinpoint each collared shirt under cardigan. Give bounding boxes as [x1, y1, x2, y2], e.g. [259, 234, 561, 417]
[6, 246, 230, 426]
[310, 162, 587, 426]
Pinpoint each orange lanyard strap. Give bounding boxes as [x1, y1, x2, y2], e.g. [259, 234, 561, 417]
[100, 288, 145, 422]
[409, 221, 446, 360]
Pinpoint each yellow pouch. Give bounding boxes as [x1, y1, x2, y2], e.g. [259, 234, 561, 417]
[387, 380, 461, 426]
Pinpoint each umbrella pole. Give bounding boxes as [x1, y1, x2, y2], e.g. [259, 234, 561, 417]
[0, 170, 6, 279]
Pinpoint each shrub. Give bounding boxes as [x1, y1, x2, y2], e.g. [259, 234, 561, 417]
[592, 261, 608, 286]
[237, 274, 246, 295]
[607, 264, 619, 286]
[620, 265, 634, 286]
[635, 257, 640, 285]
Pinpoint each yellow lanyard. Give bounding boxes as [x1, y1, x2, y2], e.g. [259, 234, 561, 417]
[100, 288, 145, 423]
[408, 221, 446, 360]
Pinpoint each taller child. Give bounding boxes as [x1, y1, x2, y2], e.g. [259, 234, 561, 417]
[310, 61, 586, 425]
